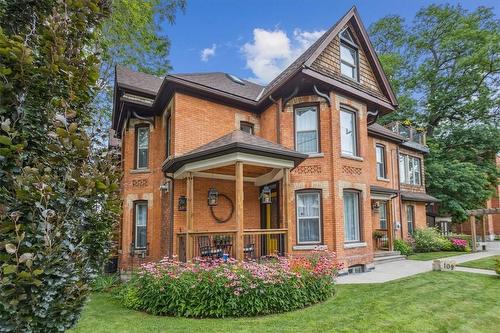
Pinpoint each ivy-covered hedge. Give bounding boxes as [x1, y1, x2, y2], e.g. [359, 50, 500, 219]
[117, 252, 340, 318]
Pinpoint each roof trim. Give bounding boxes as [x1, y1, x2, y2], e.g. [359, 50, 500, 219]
[368, 124, 405, 143]
[370, 185, 399, 194]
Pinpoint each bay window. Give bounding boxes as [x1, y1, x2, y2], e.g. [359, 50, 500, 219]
[295, 105, 319, 154]
[296, 191, 321, 244]
[344, 190, 361, 242]
[341, 108, 357, 156]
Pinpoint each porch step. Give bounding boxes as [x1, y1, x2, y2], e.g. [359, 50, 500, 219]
[374, 253, 406, 265]
[374, 251, 401, 258]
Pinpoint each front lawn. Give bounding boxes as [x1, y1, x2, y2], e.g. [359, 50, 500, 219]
[70, 272, 500, 333]
[407, 251, 464, 261]
[458, 255, 500, 270]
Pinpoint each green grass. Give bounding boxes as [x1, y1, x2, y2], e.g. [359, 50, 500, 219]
[458, 255, 500, 270]
[407, 251, 464, 261]
[70, 272, 500, 333]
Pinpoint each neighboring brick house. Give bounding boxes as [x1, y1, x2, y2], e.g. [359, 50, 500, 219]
[111, 7, 437, 274]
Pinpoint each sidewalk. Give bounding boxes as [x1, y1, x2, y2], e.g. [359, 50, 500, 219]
[337, 241, 500, 284]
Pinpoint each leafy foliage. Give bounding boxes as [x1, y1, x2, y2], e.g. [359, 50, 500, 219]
[412, 228, 452, 253]
[91, 274, 121, 293]
[0, 1, 120, 331]
[393, 239, 413, 256]
[369, 4, 500, 221]
[117, 253, 340, 318]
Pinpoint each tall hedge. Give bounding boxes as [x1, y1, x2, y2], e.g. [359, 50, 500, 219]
[0, 1, 119, 332]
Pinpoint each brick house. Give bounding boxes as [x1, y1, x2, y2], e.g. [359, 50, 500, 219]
[111, 7, 437, 274]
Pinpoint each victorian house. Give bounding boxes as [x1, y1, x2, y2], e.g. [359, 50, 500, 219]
[111, 7, 437, 274]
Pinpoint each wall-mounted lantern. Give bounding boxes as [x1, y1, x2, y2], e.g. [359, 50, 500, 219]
[178, 196, 187, 211]
[208, 187, 219, 206]
[371, 200, 380, 213]
[260, 186, 272, 204]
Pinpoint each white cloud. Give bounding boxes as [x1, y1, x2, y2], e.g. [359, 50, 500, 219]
[242, 28, 325, 84]
[200, 44, 217, 62]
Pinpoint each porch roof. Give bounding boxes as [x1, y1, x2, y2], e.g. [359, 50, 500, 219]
[162, 130, 307, 176]
[400, 191, 439, 203]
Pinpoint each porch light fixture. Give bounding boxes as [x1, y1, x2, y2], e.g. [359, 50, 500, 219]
[178, 196, 187, 211]
[260, 186, 272, 204]
[208, 187, 219, 206]
[371, 201, 380, 213]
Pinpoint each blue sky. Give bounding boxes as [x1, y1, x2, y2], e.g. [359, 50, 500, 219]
[165, 0, 498, 84]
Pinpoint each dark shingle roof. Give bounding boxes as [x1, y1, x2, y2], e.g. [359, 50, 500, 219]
[163, 130, 307, 173]
[115, 66, 163, 95]
[400, 191, 439, 203]
[169, 73, 265, 101]
[368, 123, 405, 142]
[401, 141, 430, 154]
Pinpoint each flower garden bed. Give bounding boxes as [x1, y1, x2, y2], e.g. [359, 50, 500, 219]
[116, 251, 340, 318]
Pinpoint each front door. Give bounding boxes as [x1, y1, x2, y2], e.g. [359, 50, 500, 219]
[260, 183, 281, 256]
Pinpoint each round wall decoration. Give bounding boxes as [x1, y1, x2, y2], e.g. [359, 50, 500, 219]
[210, 193, 234, 223]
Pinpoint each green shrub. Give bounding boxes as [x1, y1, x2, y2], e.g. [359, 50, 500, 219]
[413, 227, 452, 252]
[118, 252, 340, 318]
[92, 274, 120, 292]
[394, 239, 413, 255]
[496, 258, 500, 276]
[445, 234, 472, 248]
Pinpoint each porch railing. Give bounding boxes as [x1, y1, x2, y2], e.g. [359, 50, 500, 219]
[374, 229, 389, 250]
[177, 228, 287, 262]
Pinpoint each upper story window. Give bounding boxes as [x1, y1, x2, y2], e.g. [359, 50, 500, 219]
[295, 105, 319, 154]
[340, 108, 357, 156]
[343, 190, 361, 243]
[134, 201, 148, 249]
[296, 190, 322, 244]
[135, 125, 149, 169]
[240, 121, 254, 135]
[340, 29, 358, 81]
[376, 144, 386, 179]
[399, 154, 421, 185]
[166, 114, 171, 158]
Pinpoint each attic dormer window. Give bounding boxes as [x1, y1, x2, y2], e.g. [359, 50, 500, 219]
[340, 29, 358, 81]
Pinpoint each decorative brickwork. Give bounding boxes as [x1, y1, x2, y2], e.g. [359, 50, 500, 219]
[294, 165, 322, 176]
[132, 179, 148, 187]
[342, 165, 362, 176]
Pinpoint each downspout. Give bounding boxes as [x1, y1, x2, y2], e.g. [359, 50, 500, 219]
[164, 173, 175, 258]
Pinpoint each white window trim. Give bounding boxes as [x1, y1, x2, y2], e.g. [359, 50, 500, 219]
[134, 202, 148, 249]
[399, 154, 422, 185]
[340, 43, 358, 81]
[294, 106, 319, 154]
[407, 205, 415, 235]
[343, 190, 361, 243]
[376, 144, 386, 179]
[296, 191, 322, 245]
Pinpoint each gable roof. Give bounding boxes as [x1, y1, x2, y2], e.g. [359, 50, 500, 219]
[163, 130, 307, 173]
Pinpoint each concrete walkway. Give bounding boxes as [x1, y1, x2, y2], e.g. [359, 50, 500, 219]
[337, 241, 500, 284]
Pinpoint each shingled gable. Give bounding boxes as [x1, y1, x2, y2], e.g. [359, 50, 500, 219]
[162, 130, 307, 173]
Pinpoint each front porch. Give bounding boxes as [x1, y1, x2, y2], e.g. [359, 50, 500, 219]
[163, 130, 307, 262]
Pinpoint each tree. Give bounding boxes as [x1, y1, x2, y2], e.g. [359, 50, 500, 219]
[0, 1, 120, 331]
[369, 4, 500, 221]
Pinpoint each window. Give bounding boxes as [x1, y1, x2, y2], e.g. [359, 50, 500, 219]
[344, 190, 361, 242]
[379, 201, 388, 229]
[134, 201, 148, 249]
[296, 191, 321, 244]
[340, 108, 357, 156]
[376, 144, 386, 179]
[399, 154, 421, 185]
[240, 121, 254, 135]
[136, 126, 149, 169]
[295, 105, 319, 154]
[406, 205, 415, 235]
[340, 29, 358, 81]
[166, 114, 171, 158]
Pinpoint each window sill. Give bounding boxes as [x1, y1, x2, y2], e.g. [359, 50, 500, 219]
[307, 152, 324, 159]
[293, 244, 327, 251]
[341, 154, 363, 162]
[377, 177, 390, 182]
[344, 242, 367, 249]
[130, 168, 151, 174]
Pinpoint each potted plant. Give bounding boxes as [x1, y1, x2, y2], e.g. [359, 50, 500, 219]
[373, 230, 385, 239]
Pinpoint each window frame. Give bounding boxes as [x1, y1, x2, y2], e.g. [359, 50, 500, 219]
[295, 189, 323, 245]
[294, 103, 320, 154]
[240, 121, 254, 135]
[135, 124, 150, 170]
[376, 144, 387, 179]
[339, 29, 359, 82]
[133, 200, 148, 249]
[340, 107, 358, 157]
[166, 114, 171, 158]
[343, 189, 362, 243]
[406, 205, 415, 235]
[399, 154, 422, 185]
[379, 201, 388, 229]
